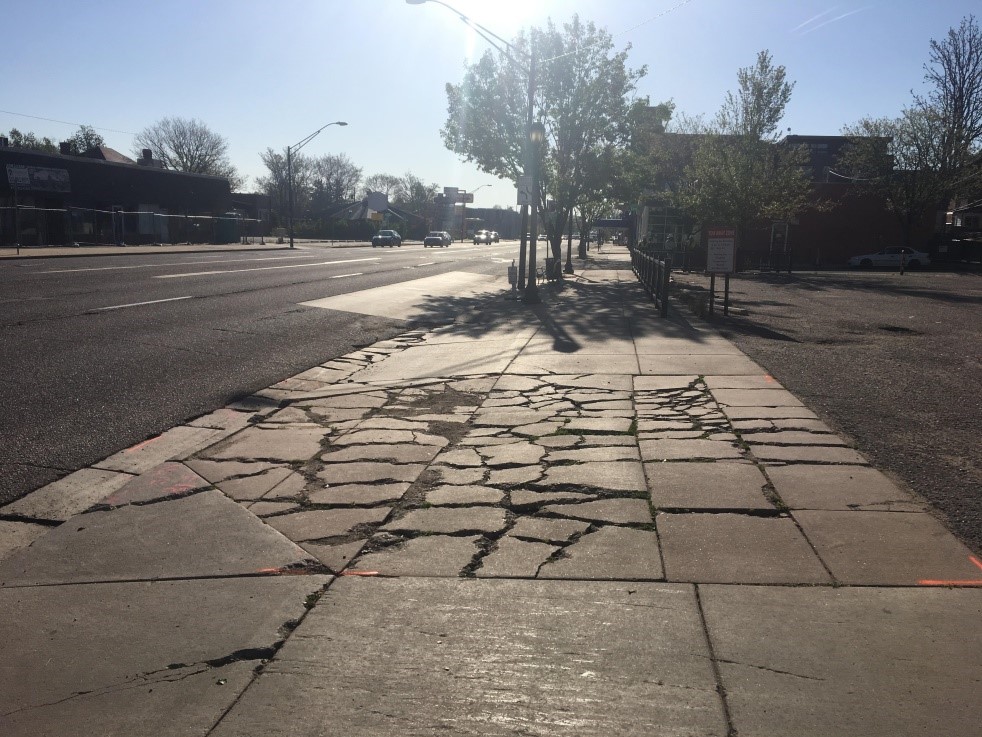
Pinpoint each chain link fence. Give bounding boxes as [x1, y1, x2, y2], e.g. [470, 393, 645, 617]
[0, 205, 264, 248]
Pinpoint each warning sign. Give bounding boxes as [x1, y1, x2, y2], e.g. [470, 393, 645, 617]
[707, 226, 736, 273]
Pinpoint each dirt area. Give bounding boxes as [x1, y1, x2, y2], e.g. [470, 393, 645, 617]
[671, 269, 982, 555]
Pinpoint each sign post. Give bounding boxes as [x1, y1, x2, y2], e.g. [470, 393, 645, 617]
[706, 226, 737, 316]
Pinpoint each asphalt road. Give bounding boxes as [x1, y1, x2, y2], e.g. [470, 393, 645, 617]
[0, 241, 521, 505]
[673, 269, 982, 555]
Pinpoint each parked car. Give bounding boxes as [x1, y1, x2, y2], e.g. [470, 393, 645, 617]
[490, 231, 500, 243]
[423, 231, 452, 248]
[473, 229, 492, 244]
[847, 247, 930, 269]
[372, 229, 402, 247]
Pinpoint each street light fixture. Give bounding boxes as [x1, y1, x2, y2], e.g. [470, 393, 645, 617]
[287, 120, 348, 249]
[407, 0, 541, 303]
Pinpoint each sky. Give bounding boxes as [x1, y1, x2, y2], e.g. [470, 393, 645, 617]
[3, 0, 977, 210]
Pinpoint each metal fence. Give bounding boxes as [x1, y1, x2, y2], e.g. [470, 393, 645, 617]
[630, 247, 672, 317]
[0, 205, 264, 248]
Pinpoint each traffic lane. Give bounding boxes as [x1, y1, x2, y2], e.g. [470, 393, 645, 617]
[0, 262, 517, 504]
[0, 244, 518, 324]
[0, 253, 380, 324]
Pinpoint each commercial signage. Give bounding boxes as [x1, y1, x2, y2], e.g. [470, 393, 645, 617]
[707, 226, 736, 273]
[6, 164, 71, 193]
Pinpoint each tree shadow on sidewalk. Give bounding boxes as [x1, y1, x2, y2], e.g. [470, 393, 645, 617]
[404, 271, 718, 351]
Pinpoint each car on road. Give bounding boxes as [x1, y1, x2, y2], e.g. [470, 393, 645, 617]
[490, 231, 500, 243]
[423, 231, 452, 248]
[473, 229, 492, 244]
[372, 229, 402, 247]
[847, 247, 930, 269]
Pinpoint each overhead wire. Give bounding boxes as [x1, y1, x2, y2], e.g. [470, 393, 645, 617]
[0, 109, 136, 136]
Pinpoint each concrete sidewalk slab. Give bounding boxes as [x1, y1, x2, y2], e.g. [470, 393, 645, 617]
[750, 445, 868, 464]
[354, 535, 484, 576]
[507, 353, 641, 374]
[658, 513, 831, 584]
[794, 509, 982, 585]
[646, 461, 775, 511]
[93, 425, 232, 474]
[0, 490, 314, 586]
[537, 526, 664, 580]
[356, 340, 521, 381]
[711, 387, 805, 407]
[701, 585, 982, 737]
[768, 464, 925, 511]
[0, 467, 132, 522]
[0, 576, 329, 737]
[0, 520, 49, 561]
[638, 353, 765, 375]
[199, 425, 330, 463]
[209, 578, 725, 737]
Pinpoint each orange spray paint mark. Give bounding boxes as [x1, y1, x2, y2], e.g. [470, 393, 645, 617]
[917, 580, 982, 587]
[918, 556, 982, 586]
[341, 570, 380, 577]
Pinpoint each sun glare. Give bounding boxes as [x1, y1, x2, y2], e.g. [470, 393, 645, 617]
[465, 0, 543, 33]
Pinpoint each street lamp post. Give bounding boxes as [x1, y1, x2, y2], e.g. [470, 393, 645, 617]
[287, 120, 348, 248]
[407, 0, 541, 303]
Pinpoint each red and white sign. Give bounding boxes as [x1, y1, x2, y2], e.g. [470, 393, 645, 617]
[707, 226, 736, 273]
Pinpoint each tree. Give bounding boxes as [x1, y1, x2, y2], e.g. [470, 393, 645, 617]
[441, 15, 648, 263]
[134, 117, 243, 190]
[839, 111, 949, 247]
[393, 172, 438, 214]
[63, 125, 104, 155]
[362, 174, 401, 200]
[678, 51, 814, 246]
[256, 147, 314, 227]
[913, 15, 982, 200]
[837, 17, 982, 246]
[311, 153, 361, 209]
[4, 128, 57, 153]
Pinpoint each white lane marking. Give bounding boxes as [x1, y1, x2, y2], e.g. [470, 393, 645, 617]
[44, 255, 324, 274]
[330, 273, 362, 279]
[417, 262, 436, 266]
[88, 296, 193, 312]
[153, 258, 380, 278]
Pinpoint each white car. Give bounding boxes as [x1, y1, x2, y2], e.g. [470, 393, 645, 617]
[848, 247, 930, 269]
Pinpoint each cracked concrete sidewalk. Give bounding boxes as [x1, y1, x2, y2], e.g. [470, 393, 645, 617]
[1, 250, 980, 736]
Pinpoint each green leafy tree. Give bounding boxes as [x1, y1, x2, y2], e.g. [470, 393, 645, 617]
[679, 51, 814, 247]
[63, 125, 104, 155]
[839, 111, 949, 247]
[5, 128, 57, 153]
[441, 14, 648, 263]
[135, 117, 243, 190]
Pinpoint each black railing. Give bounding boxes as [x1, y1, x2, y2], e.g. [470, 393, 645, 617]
[631, 248, 671, 317]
